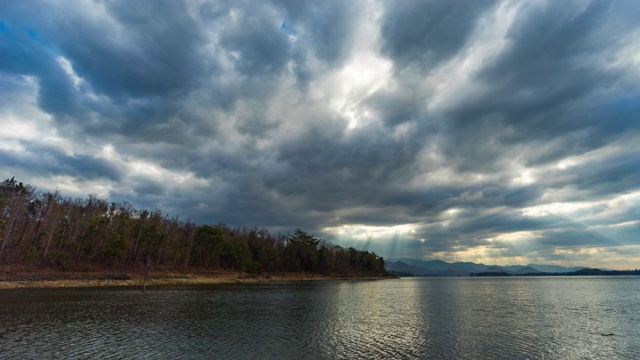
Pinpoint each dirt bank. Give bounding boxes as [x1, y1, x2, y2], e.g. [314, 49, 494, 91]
[0, 264, 392, 290]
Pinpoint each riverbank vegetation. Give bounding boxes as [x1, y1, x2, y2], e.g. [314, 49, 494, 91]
[0, 178, 387, 281]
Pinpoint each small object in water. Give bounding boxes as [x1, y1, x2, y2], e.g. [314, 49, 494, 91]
[601, 333, 615, 336]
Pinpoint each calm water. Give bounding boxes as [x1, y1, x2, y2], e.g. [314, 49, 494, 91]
[1, 277, 639, 359]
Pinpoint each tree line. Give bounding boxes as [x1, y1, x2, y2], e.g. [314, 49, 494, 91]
[0, 178, 387, 276]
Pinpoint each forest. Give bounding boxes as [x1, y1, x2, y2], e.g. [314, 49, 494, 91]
[0, 178, 387, 276]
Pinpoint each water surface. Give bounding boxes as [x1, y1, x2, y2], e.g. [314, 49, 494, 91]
[1, 277, 639, 359]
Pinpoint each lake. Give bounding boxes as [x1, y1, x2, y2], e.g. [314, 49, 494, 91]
[1, 277, 639, 359]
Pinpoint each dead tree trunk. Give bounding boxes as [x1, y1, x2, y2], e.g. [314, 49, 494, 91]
[140, 255, 151, 293]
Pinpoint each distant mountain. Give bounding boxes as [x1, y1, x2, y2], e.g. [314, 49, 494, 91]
[474, 266, 511, 276]
[389, 258, 487, 275]
[525, 264, 585, 273]
[386, 258, 585, 276]
[393, 259, 454, 271]
[484, 266, 508, 273]
[515, 266, 542, 275]
[385, 261, 454, 276]
[501, 265, 526, 273]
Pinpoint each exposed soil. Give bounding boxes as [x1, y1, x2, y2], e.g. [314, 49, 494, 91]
[0, 263, 392, 289]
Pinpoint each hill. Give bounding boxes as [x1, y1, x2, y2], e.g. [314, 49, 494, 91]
[385, 258, 585, 277]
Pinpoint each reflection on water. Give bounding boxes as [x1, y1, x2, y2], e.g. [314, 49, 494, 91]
[1, 277, 639, 359]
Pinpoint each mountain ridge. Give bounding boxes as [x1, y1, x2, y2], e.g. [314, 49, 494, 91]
[386, 258, 586, 276]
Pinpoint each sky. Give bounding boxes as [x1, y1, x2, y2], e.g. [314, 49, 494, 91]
[1, 0, 639, 269]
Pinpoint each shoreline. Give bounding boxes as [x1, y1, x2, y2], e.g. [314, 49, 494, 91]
[0, 269, 393, 290]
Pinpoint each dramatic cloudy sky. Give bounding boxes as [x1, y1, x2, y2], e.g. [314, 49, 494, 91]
[2, 0, 639, 268]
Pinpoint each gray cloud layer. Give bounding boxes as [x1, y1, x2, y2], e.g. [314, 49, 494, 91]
[1, 0, 639, 268]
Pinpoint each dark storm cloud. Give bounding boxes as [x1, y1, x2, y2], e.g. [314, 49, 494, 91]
[1, 0, 639, 267]
[562, 154, 640, 196]
[0, 15, 77, 117]
[523, 148, 640, 206]
[277, 0, 359, 64]
[366, 87, 428, 128]
[438, 0, 639, 171]
[483, 1, 609, 85]
[537, 229, 615, 247]
[380, 0, 497, 70]
[269, 0, 362, 90]
[267, 120, 438, 225]
[58, 0, 208, 98]
[220, 5, 290, 77]
[1, 1, 210, 142]
[0, 143, 123, 182]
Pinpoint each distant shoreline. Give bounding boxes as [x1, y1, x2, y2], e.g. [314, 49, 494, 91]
[0, 268, 393, 290]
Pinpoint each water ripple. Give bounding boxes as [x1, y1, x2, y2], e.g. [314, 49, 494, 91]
[1, 278, 639, 359]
